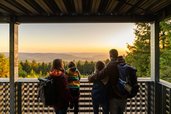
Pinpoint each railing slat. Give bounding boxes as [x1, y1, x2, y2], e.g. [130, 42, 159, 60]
[0, 78, 157, 114]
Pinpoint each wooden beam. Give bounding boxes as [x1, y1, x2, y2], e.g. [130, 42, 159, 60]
[16, 0, 39, 15]
[9, 18, 18, 114]
[35, 0, 53, 15]
[0, 0, 25, 14]
[106, 0, 119, 13]
[155, 3, 171, 21]
[74, 0, 82, 14]
[91, 0, 101, 14]
[0, 3, 18, 15]
[6, 0, 32, 15]
[54, 0, 68, 14]
[14, 15, 155, 23]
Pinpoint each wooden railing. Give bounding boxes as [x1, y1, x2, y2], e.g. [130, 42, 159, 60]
[0, 78, 163, 114]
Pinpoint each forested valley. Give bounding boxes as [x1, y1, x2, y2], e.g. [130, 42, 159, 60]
[0, 20, 171, 82]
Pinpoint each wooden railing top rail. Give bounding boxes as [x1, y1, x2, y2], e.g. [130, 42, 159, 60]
[0, 77, 152, 82]
[0, 78, 9, 82]
[159, 79, 171, 88]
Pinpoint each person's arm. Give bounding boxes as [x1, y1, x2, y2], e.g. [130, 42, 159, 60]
[88, 74, 95, 83]
[88, 68, 106, 82]
[88, 70, 101, 83]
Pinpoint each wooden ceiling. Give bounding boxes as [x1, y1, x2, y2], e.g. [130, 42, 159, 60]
[0, 0, 171, 23]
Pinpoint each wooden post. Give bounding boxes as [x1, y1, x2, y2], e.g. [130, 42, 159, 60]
[9, 18, 18, 114]
[150, 21, 160, 114]
[151, 21, 160, 82]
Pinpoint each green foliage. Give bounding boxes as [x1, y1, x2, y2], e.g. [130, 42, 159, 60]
[17, 59, 97, 78]
[126, 20, 171, 82]
[0, 53, 9, 78]
[159, 20, 171, 81]
[126, 23, 151, 77]
[76, 60, 95, 75]
[80, 74, 89, 78]
[159, 21, 171, 49]
[19, 60, 51, 78]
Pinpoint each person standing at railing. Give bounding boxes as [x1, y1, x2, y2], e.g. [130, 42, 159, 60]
[90, 49, 127, 114]
[88, 61, 109, 114]
[49, 59, 70, 114]
[66, 61, 81, 114]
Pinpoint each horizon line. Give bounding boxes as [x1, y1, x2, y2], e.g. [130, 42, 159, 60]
[1, 51, 109, 54]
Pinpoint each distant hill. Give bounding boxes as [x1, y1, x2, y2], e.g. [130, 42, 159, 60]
[2, 52, 108, 62]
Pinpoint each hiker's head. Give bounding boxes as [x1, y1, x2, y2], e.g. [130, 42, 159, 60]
[96, 61, 105, 71]
[68, 61, 76, 68]
[52, 59, 64, 71]
[109, 49, 118, 59]
[117, 56, 125, 63]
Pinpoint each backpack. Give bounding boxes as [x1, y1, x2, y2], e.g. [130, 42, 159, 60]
[38, 77, 59, 106]
[117, 63, 139, 98]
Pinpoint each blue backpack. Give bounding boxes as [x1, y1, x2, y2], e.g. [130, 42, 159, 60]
[117, 63, 139, 98]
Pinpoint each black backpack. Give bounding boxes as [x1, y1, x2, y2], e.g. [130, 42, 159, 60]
[117, 63, 139, 98]
[38, 77, 59, 106]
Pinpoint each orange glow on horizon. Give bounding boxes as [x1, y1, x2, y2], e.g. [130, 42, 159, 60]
[1, 23, 135, 56]
[19, 46, 127, 55]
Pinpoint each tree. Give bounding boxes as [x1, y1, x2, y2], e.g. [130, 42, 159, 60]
[160, 20, 171, 49]
[22, 60, 32, 74]
[18, 62, 27, 78]
[126, 23, 151, 77]
[29, 69, 38, 78]
[77, 60, 83, 74]
[126, 20, 171, 80]
[159, 20, 171, 81]
[31, 60, 39, 73]
[0, 53, 9, 77]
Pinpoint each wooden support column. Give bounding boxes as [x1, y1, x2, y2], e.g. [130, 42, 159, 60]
[9, 18, 18, 114]
[151, 21, 160, 82]
[150, 21, 160, 114]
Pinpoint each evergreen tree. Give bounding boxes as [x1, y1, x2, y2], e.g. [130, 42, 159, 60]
[126, 23, 151, 77]
[22, 60, 32, 73]
[31, 60, 38, 73]
[126, 20, 171, 80]
[18, 62, 27, 78]
[159, 20, 171, 81]
[77, 60, 83, 74]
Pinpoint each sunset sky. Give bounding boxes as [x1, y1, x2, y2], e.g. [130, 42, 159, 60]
[0, 23, 135, 55]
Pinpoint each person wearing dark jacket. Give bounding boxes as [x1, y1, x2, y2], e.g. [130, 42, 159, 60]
[49, 59, 70, 114]
[90, 49, 127, 114]
[66, 61, 81, 114]
[88, 61, 109, 114]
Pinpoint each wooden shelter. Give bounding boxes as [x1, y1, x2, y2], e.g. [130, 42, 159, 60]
[0, 0, 171, 113]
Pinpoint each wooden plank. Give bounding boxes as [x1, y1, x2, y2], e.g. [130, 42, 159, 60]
[35, 0, 53, 15]
[74, 0, 82, 14]
[0, 0, 25, 14]
[16, 0, 39, 14]
[91, 0, 101, 14]
[54, 0, 68, 14]
[106, 0, 119, 13]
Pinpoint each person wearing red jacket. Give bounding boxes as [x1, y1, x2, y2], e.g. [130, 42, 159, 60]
[49, 59, 70, 114]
